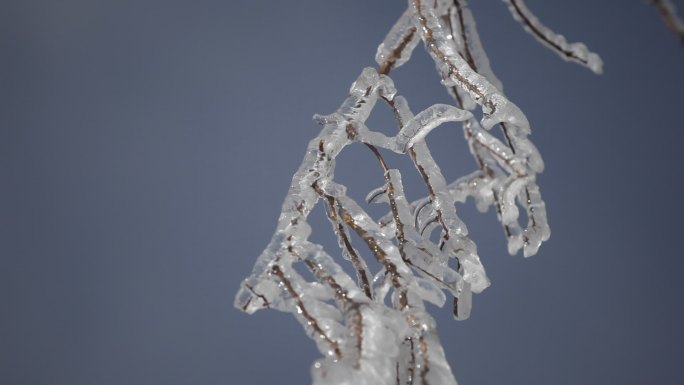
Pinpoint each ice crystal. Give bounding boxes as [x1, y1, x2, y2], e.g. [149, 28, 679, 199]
[235, 1, 601, 384]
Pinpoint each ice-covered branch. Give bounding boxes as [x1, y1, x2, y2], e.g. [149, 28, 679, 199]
[504, 0, 604, 74]
[652, 0, 684, 44]
[236, 1, 601, 383]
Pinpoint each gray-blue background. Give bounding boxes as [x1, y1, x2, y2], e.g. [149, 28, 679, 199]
[2, 1, 683, 384]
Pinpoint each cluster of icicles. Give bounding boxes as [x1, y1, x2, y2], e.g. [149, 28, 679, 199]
[235, 1, 601, 384]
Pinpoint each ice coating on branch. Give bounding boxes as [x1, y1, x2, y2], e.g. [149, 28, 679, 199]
[402, 0, 555, 256]
[395, 104, 471, 150]
[376, 9, 420, 72]
[237, 1, 599, 383]
[410, 0, 530, 136]
[504, 0, 604, 74]
[349, 103, 471, 155]
[652, 0, 684, 44]
[237, 68, 467, 385]
[445, 0, 504, 91]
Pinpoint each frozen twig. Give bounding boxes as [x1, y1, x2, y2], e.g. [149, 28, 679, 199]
[651, 0, 684, 44]
[504, 0, 604, 74]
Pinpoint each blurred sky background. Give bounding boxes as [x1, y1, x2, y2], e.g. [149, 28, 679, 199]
[2, 1, 684, 384]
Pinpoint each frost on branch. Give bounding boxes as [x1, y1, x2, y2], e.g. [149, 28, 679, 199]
[235, 1, 601, 384]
